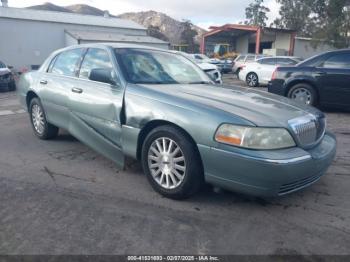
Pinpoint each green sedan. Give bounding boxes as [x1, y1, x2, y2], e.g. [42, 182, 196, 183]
[17, 44, 337, 199]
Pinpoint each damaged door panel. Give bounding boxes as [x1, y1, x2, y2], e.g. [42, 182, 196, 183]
[68, 47, 125, 167]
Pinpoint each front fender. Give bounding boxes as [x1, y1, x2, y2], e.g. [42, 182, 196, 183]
[284, 75, 318, 96]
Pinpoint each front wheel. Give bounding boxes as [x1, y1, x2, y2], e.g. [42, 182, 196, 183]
[29, 98, 59, 140]
[246, 72, 259, 87]
[141, 125, 203, 200]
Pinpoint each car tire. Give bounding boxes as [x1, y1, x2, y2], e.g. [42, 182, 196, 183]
[29, 98, 59, 140]
[141, 125, 203, 200]
[246, 72, 259, 87]
[235, 68, 241, 78]
[8, 80, 16, 91]
[287, 83, 317, 106]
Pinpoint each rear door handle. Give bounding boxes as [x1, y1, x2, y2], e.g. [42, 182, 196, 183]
[71, 87, 83, 94]
[40, 80, 47, 85]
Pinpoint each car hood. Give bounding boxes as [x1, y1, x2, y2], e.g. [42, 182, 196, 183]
[137, 83, 321, 127]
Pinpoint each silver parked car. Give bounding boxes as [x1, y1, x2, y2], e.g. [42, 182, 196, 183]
[18, 44, 336, 199]
[0, 60, 16, 92]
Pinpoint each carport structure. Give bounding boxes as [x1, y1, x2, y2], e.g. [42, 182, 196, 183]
[200, 24, 296, 56]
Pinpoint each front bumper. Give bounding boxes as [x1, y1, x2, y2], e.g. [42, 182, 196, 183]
[198, 133, 336, 197]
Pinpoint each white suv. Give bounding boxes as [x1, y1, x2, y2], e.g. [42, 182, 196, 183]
[239, 56, 302, 87]
[232, 54, 268, 76]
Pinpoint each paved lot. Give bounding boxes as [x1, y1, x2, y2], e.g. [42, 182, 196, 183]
[0, 79, 349, 255]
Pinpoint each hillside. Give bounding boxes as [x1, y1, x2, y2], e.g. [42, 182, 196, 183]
[65, 4, 114, 17]
[27, 2, 73, 13]
[26, 3, 206, 44]
[118, 11, 206, 44]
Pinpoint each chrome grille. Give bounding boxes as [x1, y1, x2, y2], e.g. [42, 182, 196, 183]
[288, 114, 326, 148]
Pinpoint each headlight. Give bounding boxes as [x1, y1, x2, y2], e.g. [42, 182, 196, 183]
[215, 124, 295, 150]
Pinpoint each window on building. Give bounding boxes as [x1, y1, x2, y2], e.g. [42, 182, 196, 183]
[50, 49, 84, 77]
[79, 48, 113, 80]
[322, 53, 350, 69]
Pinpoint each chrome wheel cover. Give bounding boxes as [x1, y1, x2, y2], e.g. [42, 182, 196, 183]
[31, 104, 45, 134]
[247, 73, 258, 87]
[291, 88, 312, 105]
[148, 137, 186, 189]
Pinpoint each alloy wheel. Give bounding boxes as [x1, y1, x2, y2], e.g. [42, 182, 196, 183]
[147, 137, 186, 189]
[247, 73, 258, 87]
[290, 88, 312, 105]
[31, 104, 45, 135]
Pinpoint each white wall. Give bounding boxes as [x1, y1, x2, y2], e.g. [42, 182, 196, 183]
[0, 17, 146, 69]
[294, 38, 335, 59]
[236, 35, 249, 54]
[273, 32, 291, 50]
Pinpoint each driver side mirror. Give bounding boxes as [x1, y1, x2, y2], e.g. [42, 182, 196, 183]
[89, 68, 118, 86]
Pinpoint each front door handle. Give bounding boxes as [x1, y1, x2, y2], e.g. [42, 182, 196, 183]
[315, 71, 327, 75]
[71, 87, 83, 94]
[40, 80, 47, 85]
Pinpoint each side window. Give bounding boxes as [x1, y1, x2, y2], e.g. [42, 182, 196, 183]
[236, 56, 245, 62]
[259, 58, 276, 65]
[276, 58, 297, 65]
[51, 49, 83, 77]
[246, 55, 255, 62]
[79, 48, 113, 80]
[195, 55, 203, 60]
[322, 53, 350, 69]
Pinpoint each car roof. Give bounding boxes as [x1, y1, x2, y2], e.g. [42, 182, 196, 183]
[257, 56, 300, 60]
[55, 43, 169, 54]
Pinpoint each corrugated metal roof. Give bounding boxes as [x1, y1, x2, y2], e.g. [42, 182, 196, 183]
[0, 7, 145, 30]
[65, 30, 168, 44]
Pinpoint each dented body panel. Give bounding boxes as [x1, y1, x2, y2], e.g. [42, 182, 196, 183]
[18, 43, 337, 197]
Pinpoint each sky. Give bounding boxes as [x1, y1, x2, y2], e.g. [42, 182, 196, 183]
[6, 0, 281, 30]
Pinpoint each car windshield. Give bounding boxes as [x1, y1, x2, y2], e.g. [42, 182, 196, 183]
[115, 48, 211, 85]
[0, 61, 6, 68]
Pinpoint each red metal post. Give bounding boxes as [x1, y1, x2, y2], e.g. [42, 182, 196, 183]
[289, 32, 297, 56]
[255, 27, 261, 54]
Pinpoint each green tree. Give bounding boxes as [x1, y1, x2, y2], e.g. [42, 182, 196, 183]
[273, 0, 349, 48]
[180, 20, 198, 53]
[272, 0, 316, 35]
[147, 25, 169, 42]
[244, 0, 270, 26]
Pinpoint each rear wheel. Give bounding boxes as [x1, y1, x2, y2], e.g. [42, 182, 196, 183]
[29, 98, 59, 140]
[246, 72, 259, 87]
[288, 83, 317, 106]
[141, 125, 203, 199]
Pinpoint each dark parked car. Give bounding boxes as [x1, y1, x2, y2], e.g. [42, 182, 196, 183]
[0, 60, 16, 92]
[268, 49, 350, 109]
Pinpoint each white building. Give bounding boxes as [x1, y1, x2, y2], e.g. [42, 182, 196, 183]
[0, 3, 169, 70]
